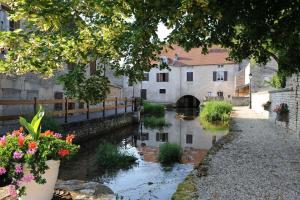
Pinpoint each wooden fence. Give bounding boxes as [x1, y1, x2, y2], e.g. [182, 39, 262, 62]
[0, 97, 137, 123]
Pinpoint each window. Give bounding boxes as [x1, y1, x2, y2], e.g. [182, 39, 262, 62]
[9, 20, 20, 31]
[208, 92, 212, 96]
[54, 92, 63, 111]
[217, 64, 224, 68]
[186, 134, 193, 144]
[143, 73, 149, 81]
[217, 91, 224, 97]
[156, 73, 169, 82]
[213, 71, 228, 81]
[128, 80, 133, 86]
[187, 72, 193, 82]
[141, 89, 147, 100]
[156, 133, 168, 142]
[159, 89, 166, 94]
[137, 133, 149, 141]
[79, 102, 84, 109]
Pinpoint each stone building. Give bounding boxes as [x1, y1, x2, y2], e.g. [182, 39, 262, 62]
[124, 45, 250, 106]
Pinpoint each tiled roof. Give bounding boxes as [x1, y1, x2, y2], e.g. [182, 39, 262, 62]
[158, 45, 235, 66]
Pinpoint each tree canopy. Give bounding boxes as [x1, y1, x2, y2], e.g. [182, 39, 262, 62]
[1, 0, 299, 101]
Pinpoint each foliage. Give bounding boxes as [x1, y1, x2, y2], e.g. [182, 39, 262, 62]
[166, 0, 300, 76]
[0, 107, 79, 198]
[0, 0, 170, 103]
[266, 73, 286, 89]
[41, 116, 65, 135]
[143, 116, 169, 128]
[200, 118, 229, 132]
[158, 143, 182, 165]
[57, 66, 110, 104]
[143, 102, 165, 116]
[273, 103, 289, 114]
[200, 101, 232, 123]
[96, 143, 137, 169]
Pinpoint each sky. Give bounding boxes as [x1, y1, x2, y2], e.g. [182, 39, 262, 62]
[157, 22, 172, 41]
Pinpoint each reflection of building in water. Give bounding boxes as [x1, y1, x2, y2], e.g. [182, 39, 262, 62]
[137, 110, 226, 150]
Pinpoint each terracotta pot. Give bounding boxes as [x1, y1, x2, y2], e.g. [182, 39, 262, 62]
[19, 160, 60, 200]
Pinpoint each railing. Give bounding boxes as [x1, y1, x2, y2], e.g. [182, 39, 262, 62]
[0, 97, 136, 123]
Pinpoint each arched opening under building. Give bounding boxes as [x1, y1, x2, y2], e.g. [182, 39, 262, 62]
[176, 95, 200, 108]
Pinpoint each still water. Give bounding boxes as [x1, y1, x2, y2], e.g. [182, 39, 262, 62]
[59, 109, 227, 200]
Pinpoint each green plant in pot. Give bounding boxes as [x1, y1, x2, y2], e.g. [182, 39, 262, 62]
[0, 107, 79, 199]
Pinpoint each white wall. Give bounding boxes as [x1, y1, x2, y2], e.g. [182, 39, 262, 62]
[124, 63, 239, 104]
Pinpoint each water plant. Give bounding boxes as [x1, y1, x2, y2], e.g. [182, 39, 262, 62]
[200, 101, 232, 123]
[96, 143, 137, 169]
[158, 143, 182, 165]
[143, 116, 170, 128]
[143, 102, 165, 116]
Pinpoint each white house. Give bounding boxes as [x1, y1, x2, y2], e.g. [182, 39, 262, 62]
[124, 45, 250, 107]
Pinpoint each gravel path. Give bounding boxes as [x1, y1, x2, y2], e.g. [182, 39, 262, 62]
[197, 107, 300, 200]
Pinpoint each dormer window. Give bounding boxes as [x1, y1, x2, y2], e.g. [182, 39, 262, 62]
[218, 64, 224, 68]
[161, 56, 168, 65]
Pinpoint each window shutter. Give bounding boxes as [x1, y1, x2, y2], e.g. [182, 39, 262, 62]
[156, 73, 159, 82]
[213, 71, 217, 81]
[224, 71, 228, 81]
[166, 73, 169, 82]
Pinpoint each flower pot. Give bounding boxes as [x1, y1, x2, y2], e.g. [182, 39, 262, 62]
[276, 112, 289, 122]
[19, 160, 60, 200]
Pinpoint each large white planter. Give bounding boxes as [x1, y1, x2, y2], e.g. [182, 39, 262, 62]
[19, 160, 60, 200]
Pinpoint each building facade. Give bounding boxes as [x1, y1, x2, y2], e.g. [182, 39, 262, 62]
[124, 45, 250, 106]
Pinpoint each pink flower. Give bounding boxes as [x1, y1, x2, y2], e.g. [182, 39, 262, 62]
[8, 185, 17, 198]
[27, 148, 37, 155]
[0, 135, 6, 146]
[13, 151, 23, 160]
[0, 167, 6, 175]
[15, 164, 23, 174]
[21, 173, 34, 183]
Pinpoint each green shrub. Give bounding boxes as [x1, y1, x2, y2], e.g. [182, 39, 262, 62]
[41, 116, 65, 134]
[200, 101, 232, 123]
[159, 143, 182, 165]
[143, 116, 170, 128]
[143, 102, 165, 116]
[96, 143, 137, 169]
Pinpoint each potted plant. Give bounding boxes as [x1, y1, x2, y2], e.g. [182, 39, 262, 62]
[273, 103, 289, 122]
[262, 101, 271, 111]
[0, 107, 79, 199]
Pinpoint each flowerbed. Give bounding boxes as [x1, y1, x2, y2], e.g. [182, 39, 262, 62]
[0, 107, 79, 198]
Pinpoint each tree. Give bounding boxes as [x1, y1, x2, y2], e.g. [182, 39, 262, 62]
[167, 0, 300, 77]
[0, 0, 171, 103]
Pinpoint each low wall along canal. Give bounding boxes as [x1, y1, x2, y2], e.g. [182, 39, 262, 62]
[59, 108, 228, 199]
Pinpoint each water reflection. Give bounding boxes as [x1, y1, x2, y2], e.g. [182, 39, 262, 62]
[59, 108, 227, 200]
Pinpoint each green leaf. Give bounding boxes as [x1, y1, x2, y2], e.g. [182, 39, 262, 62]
[31, 106, 44, 134]
[19, 117, 35, 137]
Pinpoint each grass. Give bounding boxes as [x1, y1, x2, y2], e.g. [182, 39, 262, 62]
[200, 101, 232, 123]
[143, 116, 170, 128]
[172, 175, 197, 200]
[143, 102, 165, 116]
[159, 143, 182, 165]
[96, 143, 137, 169]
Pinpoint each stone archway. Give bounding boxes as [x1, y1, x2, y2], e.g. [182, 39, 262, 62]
[176, 95, 200, 108]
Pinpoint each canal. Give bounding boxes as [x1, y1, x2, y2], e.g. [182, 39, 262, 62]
[59, 108, 227, 199]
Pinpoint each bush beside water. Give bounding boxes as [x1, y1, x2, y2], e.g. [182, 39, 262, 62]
[96, 143, 137, 169]
[159, 143, 182, 165]
[200, 101, 232, 122]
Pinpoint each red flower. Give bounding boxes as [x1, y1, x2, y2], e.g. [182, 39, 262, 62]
[58, 149, 70, 157]
[42, 130, 54, 137]
[66, 134, 75, 144]
[28, 141, 37, 150]
[18, 136, 25, 146]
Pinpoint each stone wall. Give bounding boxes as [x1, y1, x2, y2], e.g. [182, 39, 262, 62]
[251, 91, 270, 118]
[231, 96, 250, 106]
[62, 112, 137, 142]
[269, 74, 300, 134]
